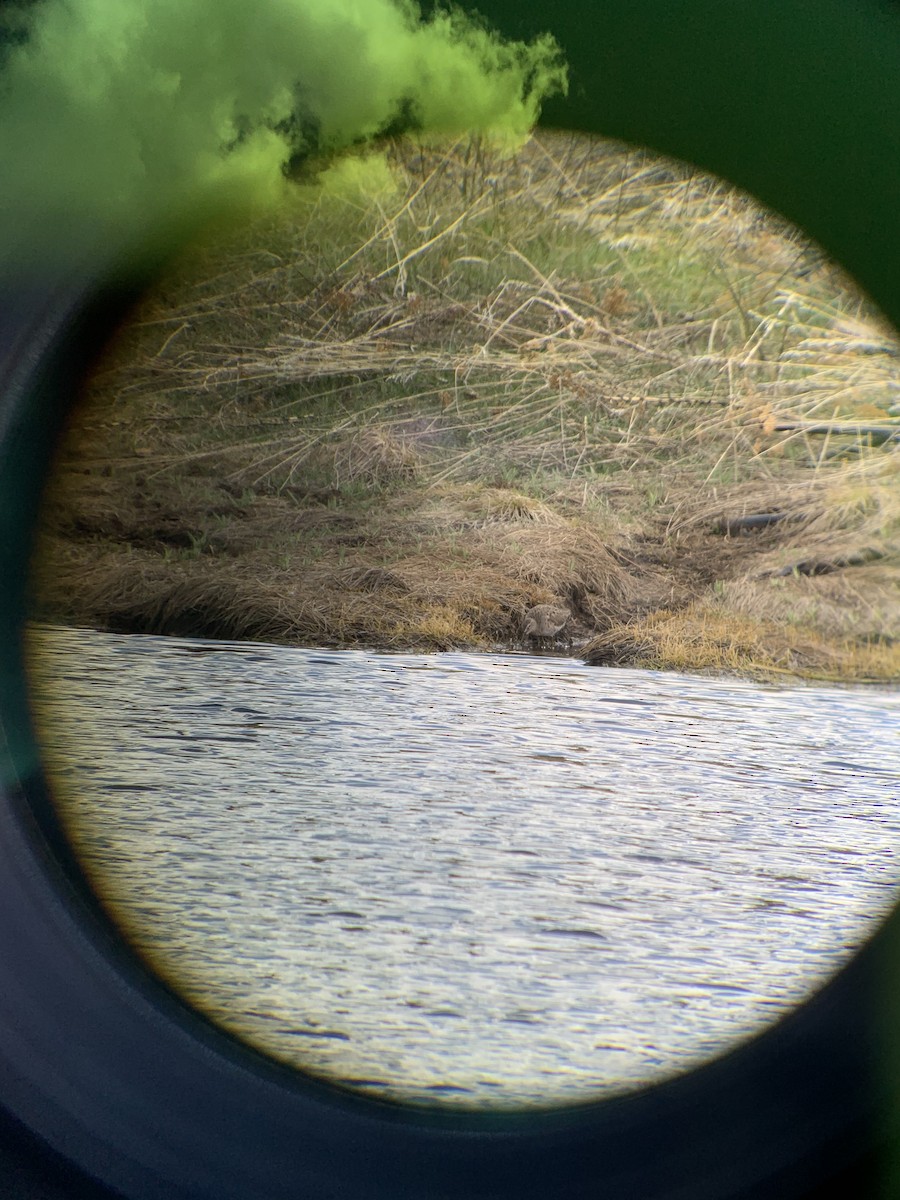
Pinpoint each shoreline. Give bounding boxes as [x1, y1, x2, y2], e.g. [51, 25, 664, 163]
[30, 478, 899, 684]
[26, 618, 898, 690]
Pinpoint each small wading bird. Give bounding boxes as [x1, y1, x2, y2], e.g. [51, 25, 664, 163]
[523, 603, 572, 649]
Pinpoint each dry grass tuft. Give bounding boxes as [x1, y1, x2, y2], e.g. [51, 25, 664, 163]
[714, 568, 900, 642]
[331, 425, 428, 487]
[389, 605, 482, 650]
[336, 565, 409, 593]
[456, 486, 564, 525]
[488, 523, 633, 617]
[585, 603, 899, 681]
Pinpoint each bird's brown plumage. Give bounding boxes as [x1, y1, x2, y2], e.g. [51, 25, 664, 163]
[524, 604, 571, 639]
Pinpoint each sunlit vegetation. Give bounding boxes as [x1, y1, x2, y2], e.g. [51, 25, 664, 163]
[31, 133, 900, 679]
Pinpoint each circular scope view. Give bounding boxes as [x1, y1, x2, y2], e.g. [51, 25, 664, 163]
[27, 129, 900, 1108]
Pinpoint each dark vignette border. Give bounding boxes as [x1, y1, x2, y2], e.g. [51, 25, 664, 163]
[1, 2, 899, 1197]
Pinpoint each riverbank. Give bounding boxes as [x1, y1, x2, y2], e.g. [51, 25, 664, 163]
[31, 133, 899, 682]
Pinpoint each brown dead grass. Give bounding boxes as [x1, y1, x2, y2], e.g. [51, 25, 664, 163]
[390, 605, 482, 650]
[585, 604, 899, 683]
[29, 131, 900, 680]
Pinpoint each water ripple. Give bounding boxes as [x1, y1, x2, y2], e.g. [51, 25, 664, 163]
[25, 624, 900, 1109]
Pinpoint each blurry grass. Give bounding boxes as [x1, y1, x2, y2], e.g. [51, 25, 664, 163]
[89, 132, 899, 499]
[35, 131, 900, 678]
[585, 605, 898, 684]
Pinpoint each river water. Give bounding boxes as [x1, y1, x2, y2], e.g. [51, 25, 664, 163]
[25, 623, 900, 1109]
